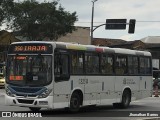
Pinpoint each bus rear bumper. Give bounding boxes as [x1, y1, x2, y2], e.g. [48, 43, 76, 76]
[5, 95, 53, 109]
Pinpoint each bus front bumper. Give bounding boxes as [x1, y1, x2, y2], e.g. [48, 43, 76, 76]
[5, 95, 53, 109]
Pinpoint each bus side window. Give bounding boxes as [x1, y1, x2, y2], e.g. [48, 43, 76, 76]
[71, 52, 84, 74]
[85, 53, 100, 74]
[115, 56, 127, 75]
[54, 53, 70, 82]
[128, 56, 138, 75]
[101, 54, 113, 74]
[139, 57, 152, 75]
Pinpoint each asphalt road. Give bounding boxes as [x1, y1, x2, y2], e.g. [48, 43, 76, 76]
[0, 88, 160, 120]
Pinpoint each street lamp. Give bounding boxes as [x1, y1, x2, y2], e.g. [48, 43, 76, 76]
[91, 0, 98, 45]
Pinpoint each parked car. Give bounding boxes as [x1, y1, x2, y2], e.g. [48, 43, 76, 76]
[0, 73, 5, 88]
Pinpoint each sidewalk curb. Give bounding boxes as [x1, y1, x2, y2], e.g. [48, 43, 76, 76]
[141, 118, 160, 120]
[141, 117, 160, 120]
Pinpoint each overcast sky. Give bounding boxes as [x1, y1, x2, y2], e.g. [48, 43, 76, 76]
[56, 0, 160, 41]
[12, 0, 160, 41]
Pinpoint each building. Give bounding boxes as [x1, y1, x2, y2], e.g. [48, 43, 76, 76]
[14, 26, 91, 45]
[93, 38, 126, 46]
[141, 36, 160, 70]
[57, 27, 90, 45]
[93, 36, 160, 72]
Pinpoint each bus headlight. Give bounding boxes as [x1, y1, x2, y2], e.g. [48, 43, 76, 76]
[6, 87, 14, 97]
[38, 89, 52, 98]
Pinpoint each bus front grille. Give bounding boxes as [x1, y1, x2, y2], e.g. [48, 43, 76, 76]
[17, 99, 34, 104]
[16, 94, 37, 97]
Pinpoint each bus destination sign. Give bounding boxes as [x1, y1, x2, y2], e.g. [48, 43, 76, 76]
[8, 43, 53, 54]
[14, 45, 47, 52]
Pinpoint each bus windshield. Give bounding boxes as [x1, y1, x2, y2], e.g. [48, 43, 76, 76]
[6, 55, 52, 87]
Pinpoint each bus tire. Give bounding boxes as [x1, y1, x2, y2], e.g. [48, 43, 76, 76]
[113, 90, 131, 109]
[69, 92, 81, 112]
[120, 90, 131, 108]
[29, 107, 41, 111]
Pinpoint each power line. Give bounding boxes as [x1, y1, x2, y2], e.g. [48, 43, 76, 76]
[137, 21, 160, 22]
[76, 22, 104, 23]
[76, 21, 160, 23]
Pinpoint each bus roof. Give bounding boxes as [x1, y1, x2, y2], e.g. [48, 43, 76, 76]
[10, 41, 151, 56]
[54, 42, 151, 57]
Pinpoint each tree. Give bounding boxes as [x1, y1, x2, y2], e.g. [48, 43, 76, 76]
[0, 0, 14, 28]
[0, 1, 4, 25]
[2, 0, 78, 41]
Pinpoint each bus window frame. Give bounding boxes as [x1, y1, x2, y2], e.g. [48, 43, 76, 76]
[114, 54, 128, 76]
[100, 53, 114, 75]
[53, 48, 152, 77]
[139, 56, 152, 76]
[54, 49, 70, 82]
[85, 51, 101, 75]
[128, 55, 139, 76]
[70, 50, 85, 75]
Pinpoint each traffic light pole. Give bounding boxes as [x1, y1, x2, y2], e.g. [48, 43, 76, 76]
[93, 24, 106, 32]
[91, 19, 136, 44]
[91, 0, 98, 45]
[91, 1, 95, 45]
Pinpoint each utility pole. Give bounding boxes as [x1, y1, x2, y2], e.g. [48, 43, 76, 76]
[91, 0, 98, 45]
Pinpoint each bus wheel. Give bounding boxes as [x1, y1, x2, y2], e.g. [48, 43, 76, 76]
[29, 107, 41, 111]
[121, 90, 131, 108]
[69, 92, 81, 112]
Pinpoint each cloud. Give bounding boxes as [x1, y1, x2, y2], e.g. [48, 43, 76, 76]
[95, 0, 160, 20]
[11, 0, 160, 40]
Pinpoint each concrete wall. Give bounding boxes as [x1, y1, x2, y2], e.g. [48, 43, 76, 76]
[57, 27, 91, 45]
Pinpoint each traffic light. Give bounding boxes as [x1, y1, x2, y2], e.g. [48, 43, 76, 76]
[128, 19, 136, 33]
[105, 19, 127, 30]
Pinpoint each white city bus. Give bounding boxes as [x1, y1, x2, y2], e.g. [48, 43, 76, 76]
[5, 41, 152, 112]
